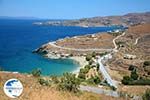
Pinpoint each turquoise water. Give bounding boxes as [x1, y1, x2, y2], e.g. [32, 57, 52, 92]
[0, 19, 123, 75]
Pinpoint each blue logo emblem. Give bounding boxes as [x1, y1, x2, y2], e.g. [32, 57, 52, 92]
[3, 79, 23, 98]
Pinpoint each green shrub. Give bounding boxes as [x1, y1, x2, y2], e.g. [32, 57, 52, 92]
[86, 54, 92, 61]
[130, 70, 139, 80]
[93, 76, 101, 84]
[38, 78, 49, 86]
[78, 72, 86, 80]
[143, 61, 150, 67]
[31, 68, 41, 77]
[121, 76, 132, 85]
[92, 52, 96, 58]
[99, 52, 108, 56]
[87, 76, 101, 85]
[110, 86, 117, 91]
[80, 68, 88, 74]
[50, 75, 59, 84]
[143, 89, 150, 100]
[129, 79, 150, 85]
[96, 63, 100, 71]
[128, 65, 136, 71]
[84, 65, 91, 70]
[58, 73, 80, 93]
[88, 60, 94, 65]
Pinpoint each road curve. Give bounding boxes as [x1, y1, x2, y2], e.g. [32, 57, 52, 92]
[113, 32, 126, 51]
[97, 32, 126, 88]
[48, 42, 112, 52]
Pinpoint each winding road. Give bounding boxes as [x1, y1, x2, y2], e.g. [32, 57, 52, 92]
[48, 42, 112, 52]
[134, 37, 140, 45]
[48, 32, 127, 96]
[97, 32, 126, 88]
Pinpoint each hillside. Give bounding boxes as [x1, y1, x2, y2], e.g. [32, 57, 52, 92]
[0, 72, 123, 100]
[107, 24, 150, 80]
[36, 12, 150, 27]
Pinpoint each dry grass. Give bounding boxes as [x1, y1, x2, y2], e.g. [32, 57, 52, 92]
[0, 72, 123, 100]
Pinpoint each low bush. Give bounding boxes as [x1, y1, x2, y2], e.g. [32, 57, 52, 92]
[128, 65, 136, 71]
[99, 52, 108, 56]
[38, 78, 49, 86]
[31, 68, 41, 77]
[121, 76, 133, 85]
[129, 79, 150, 85]
[50, 75, 59, 84]
[92, 52, 96, 58]
[86, 76, 101, 85]
[88, 60, 94, 65]
[130, 70, 139, 80]
[58, 73, 80, 93]
[86, 54, 92, 61]
[143, 89, 150, 100]
[143, 61, 150, 67]
[78, 72, 86, 80]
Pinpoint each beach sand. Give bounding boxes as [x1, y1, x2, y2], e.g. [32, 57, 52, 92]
[69, 56, 88, 74]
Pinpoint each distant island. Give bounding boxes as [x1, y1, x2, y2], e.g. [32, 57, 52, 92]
[0, 16, 42, 20]
[33, 12, 150, 27]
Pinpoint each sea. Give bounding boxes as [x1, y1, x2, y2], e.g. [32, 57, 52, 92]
[0, 19, 122, 76]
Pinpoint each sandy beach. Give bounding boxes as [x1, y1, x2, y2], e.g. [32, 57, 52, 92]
[69, 56, 88, 74]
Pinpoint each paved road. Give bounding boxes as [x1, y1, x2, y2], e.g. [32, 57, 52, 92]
[48, 42, 112, 52]
[80, 85, 119, 97]
[97, 32, 126, 88]
[134, 37, 140, 45]
[97, 55, 117, 88]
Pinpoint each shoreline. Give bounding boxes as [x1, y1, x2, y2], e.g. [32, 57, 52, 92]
[69, 56, 88, 74]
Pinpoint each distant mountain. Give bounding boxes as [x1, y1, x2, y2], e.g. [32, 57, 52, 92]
[37, 12, 150, 27]
[0, 16, 41, 20]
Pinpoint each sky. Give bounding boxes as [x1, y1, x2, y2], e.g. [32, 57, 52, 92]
[0, 0, 150, 19]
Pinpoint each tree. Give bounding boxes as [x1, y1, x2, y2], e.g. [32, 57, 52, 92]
[128, 65, 136, 71]
[38, 78, 49, 86]
[93, 76, 101, 84]
[78, 72, 86, 79]
[59, 73, 80, 93]
[89, 60, 94, 65]
[130, 70, 139, 80]
[86, 54, 92, 61]
[96, 63, 100, 71]
[143, 61, 150, 67]
[31, 68, 41, 77]
[121, 76, 132, 85]
[87, 76, 101, 85]
[92, 52, 96, 58]
[50, 75, 59, 84]
[143, 89, 150, 100]
[84, 65, 91, 71]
